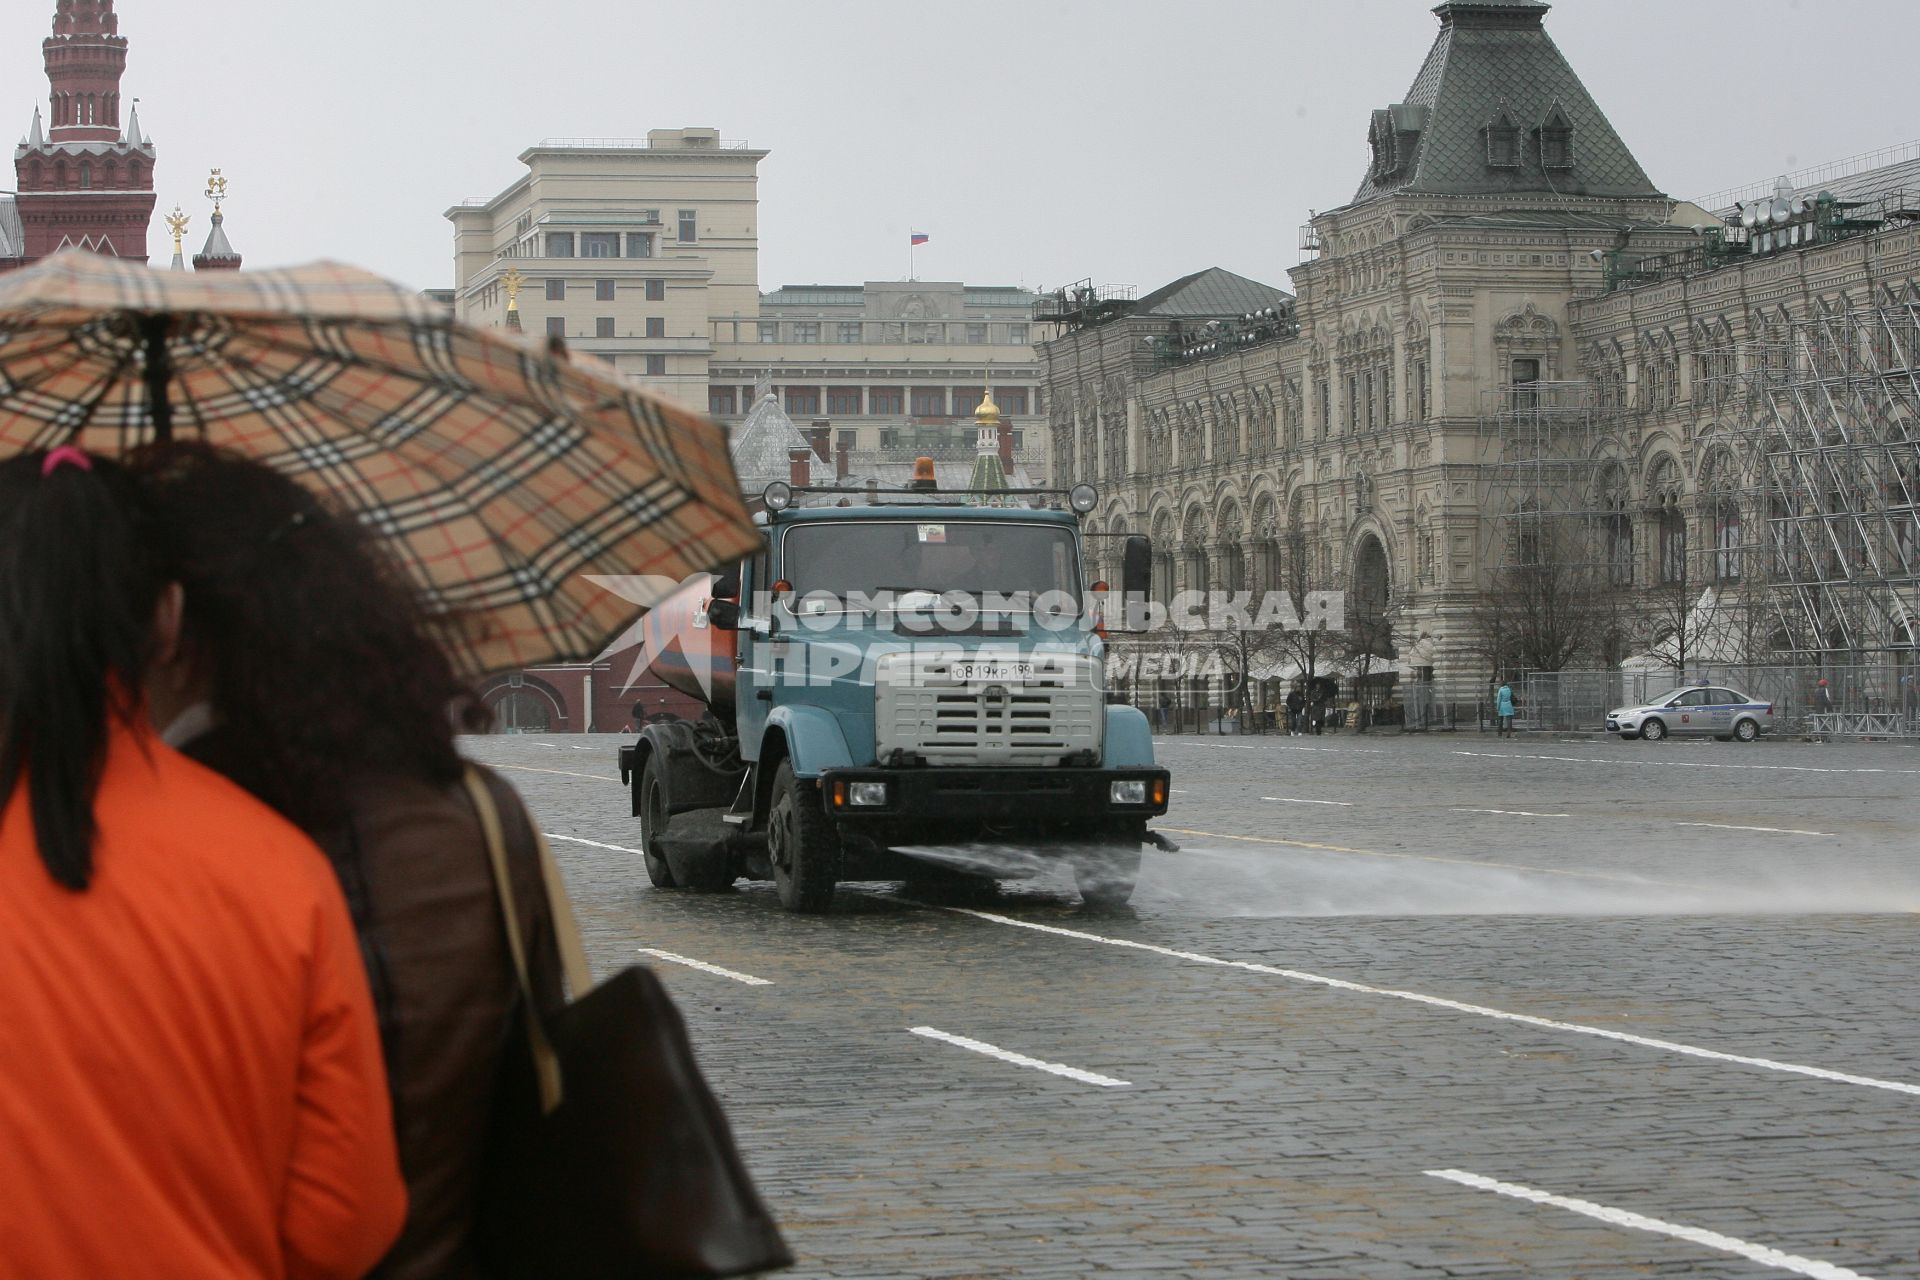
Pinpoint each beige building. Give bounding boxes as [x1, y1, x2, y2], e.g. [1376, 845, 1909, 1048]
[1039, 0, 1920, 713]
[446, 130, 1048, 479]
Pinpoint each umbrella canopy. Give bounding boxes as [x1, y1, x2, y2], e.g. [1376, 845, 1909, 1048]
[0, 251, 758, 675]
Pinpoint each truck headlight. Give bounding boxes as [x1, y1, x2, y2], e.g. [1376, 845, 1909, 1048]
[1110, 780, 1148, 805]
[849, 781, 889, 807]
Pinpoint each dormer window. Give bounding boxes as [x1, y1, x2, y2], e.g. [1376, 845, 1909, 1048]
[1537, 104, 1574, 169]
[1369, 111, 1399, 183]
[1484, 107, 1520, 168]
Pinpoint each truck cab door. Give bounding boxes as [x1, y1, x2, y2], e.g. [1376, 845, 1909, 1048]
[734, 543, 773, 762]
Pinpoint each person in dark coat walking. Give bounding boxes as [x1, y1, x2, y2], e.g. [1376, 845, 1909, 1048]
[1285, 685, 1306, 735]
[134, 445, 567, 1280]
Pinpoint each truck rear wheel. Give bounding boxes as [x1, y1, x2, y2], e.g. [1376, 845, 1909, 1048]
[1073, 839, 1142, 910]
[768, 760, 840, 913]
[638, 753, 675, 888]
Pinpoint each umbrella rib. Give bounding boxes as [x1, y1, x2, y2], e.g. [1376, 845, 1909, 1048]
[138, 313, 175, 444]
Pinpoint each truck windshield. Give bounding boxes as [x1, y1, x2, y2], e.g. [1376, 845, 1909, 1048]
[781, 520, 1081, 608]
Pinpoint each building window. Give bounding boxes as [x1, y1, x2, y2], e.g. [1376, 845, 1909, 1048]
[910, 388, 947, 417]
[1346, 375, 1359, 433]
[785, 387, 820, 417]
[646, 355, 667, 376]
[998, 388, 1030, 415]
[79, 162, 92, 189]
[837, 321, 863, 344]
[546, 316, 566, 338]
[626, 232, 654, 258]
[645, 317, 665, 338]
[645, 279, 665, 302]
[1006, 324, 1029, 345]
[879, 427, 900, 449]
[546, 279, 566, 302]
[677, 210, 697, 243]
[757, 321, 780, 343]
[1538, 107, 1574, 169]
[793, 322, 820, 344]
[710, 387, 738, 416]
[546, 233, 574, 258]
[596, 317, 615, 338]
[581, 232, 620, 258]
[965, 323, 988, 345]
[1416, 360, 1430, 420]
[596, 280, 615, 302]
[1659, 504, 1687, 584]
[827, 387, 862, 415]
[1485, 111, 1521, 168]
[1315, 379, 1330, 436]
[869, 387, 904, 415]
[907, 323, 943, 344]
[1511, 357, 1540, 408]
[1713, 500, 1743, 581]
[952, 388, 985, 418]
[837, 428, 857, 452]
[1011, 430, 1024, 449]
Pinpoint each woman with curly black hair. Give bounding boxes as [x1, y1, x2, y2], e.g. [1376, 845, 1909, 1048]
[0, 447, 404, 1279]
[134, 442, 566, 1280]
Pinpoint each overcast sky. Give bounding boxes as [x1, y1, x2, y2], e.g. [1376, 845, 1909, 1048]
[7, 1, 1914, 294]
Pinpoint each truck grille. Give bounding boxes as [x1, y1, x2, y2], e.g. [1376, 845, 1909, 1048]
[874, 653, 1103, 766]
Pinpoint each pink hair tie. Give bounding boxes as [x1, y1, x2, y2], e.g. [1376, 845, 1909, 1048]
[41, 446, 94, 477]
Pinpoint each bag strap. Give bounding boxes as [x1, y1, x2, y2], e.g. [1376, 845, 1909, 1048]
[463, 766, 565, 1115]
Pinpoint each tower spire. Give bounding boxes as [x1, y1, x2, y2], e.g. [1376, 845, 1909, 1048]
[192, 169, 241, 271]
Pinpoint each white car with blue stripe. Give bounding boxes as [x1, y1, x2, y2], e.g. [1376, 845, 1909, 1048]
[1606, 685, 1775, 742]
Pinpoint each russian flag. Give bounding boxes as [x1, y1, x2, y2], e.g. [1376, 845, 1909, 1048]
[910, 232, 930, 246]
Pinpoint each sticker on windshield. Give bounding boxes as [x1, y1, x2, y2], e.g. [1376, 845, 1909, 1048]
[918, 524, 946, 543]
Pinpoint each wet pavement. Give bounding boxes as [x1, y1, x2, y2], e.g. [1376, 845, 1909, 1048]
[463, 728, 1920, 1279]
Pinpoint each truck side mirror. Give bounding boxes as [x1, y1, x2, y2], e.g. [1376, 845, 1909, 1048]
[706, 599, 740, 630]
[1121, 535, 1152, 629]
[712, 571, 741, 601]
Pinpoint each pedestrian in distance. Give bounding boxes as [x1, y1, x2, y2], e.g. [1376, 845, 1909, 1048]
[0, 448, 406, 1280]
[1496, 678, 1517, 738]
[133, 443, 568, 1280]
[1812, 676, 1835, 741]
[1285, 684, 1306, 736]
[1156, 691, 1172, 734]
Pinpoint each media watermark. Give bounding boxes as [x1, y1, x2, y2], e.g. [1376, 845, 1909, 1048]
[586, 573, 1351, 700]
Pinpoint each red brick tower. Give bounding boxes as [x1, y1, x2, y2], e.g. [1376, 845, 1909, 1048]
[13, 0, 157, 262]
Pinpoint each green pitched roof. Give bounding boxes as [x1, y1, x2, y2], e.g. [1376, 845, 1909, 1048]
[1133, 267, 1293, 319]
[1350, 0, 1665, 206]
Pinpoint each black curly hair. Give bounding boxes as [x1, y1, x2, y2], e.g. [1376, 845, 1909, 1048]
[129, 443, 490, 832]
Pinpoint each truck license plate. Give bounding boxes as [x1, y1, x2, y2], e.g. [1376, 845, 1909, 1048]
[952, 662, 1033, 682]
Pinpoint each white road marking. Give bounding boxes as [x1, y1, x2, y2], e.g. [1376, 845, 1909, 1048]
[908, 1026, 1129, 1088]
[941, 908, 1920, 1098]
[639, 948, 772, 986]
[545, 832, 644, 855]
[1451, 807, 1572, 818]
[492, 763, 621, 783]
[1675, 821, 1832, 837]
[1264, 796, 1355, 807]
[1425, 1170, 1876, 1280]
[1453, 749, 1920, 776]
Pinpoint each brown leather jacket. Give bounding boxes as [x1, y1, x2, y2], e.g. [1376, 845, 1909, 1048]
[184, 734, 565, 1280]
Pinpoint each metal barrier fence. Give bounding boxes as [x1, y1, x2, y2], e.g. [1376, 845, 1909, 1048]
[1516, 665, 1920, 738]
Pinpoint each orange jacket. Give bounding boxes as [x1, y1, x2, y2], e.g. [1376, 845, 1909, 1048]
[0, 719, 407, 1279]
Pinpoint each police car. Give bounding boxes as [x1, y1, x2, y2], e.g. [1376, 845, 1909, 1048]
[1606, 685, 1775, 743]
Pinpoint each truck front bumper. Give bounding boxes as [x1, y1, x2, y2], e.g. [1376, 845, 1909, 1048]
[817, 765, 1170, 830]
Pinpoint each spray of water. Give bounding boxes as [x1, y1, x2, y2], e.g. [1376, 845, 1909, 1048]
[1150, 842, 1920, 918]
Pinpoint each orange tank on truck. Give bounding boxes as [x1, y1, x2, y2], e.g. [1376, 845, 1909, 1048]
[637, 574, 738, 711]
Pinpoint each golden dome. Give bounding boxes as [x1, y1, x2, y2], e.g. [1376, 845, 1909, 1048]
[973, 388, 1001, 427]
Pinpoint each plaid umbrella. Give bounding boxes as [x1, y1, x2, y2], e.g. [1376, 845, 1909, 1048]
[0, 250, 758, 675]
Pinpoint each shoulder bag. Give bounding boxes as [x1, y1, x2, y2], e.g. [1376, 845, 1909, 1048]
[464, 768, 794, 1279]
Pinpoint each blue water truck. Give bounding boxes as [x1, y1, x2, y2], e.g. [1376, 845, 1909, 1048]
[617, 471, 1172, 912]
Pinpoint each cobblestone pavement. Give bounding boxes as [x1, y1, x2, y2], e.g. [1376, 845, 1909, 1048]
[463, 729, 1920, 1279]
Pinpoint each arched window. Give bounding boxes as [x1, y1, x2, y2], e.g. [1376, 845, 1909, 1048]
[1659, 501, 1687, 584]
[1713, 498, 1743, 581]
[79, 162, 92, 190]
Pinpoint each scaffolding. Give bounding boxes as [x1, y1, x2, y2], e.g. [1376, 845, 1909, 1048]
[1749, 305, 1920, 657]
[1483, 380, 1621, 574]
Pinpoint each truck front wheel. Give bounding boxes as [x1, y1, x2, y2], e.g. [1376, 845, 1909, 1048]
[768, 760, 841, 913]
[1073, 837, 1142, 910]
